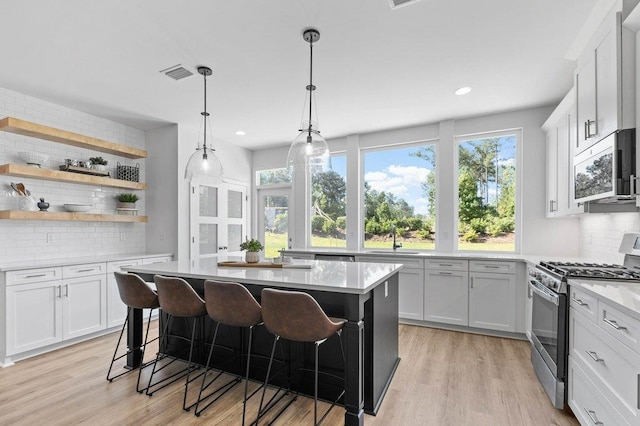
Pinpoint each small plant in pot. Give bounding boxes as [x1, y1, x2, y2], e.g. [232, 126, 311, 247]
[89, 156, 108, 171]
[115, 193, 139, 209]
[239, 238, 264, 263]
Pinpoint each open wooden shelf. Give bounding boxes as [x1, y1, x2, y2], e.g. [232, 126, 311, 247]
[0, 211, 147, 223]
[0, 117, 147, 159]
[0, 164, 147, 190]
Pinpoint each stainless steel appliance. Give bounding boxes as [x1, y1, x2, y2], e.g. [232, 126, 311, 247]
[528, 257, 640, 409]
[573, 128, 636, 204]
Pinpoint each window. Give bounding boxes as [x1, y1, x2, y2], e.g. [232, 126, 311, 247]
[362, 143, 437, 250]
[256, 168, 291, 186]
[311, 155, 347, 247]
[456, 131, 518, 252]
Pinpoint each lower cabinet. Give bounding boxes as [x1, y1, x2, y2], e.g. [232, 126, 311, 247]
[424, 269, 469, 326]
[468, 272, 516, 332]
[62, 274, 107, 340]
[398, 267, 425, 320]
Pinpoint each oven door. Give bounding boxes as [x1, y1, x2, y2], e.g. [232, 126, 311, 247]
[529, 279, 566, 378]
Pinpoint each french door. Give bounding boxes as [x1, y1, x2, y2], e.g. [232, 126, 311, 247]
[257, 188, 290, 259]
[190, 178, 247, 261]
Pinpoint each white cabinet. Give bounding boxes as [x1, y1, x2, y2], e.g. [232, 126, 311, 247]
[575, 9, 635, 153]
[424, 259, 469, 326]
[568, 286, 640, 425]
[6, 278, 63, 356]
[543, 89, 582, 217]
[62, 274, 107, 340]
[357, 256, 425, 321]
[469, 261, 517, 332]
[525, 274, 533, 341]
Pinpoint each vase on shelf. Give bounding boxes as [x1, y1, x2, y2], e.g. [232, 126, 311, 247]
[245, 251, 260, 263]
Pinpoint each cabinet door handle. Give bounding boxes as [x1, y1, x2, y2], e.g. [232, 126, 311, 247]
[65, 284, 69, 297]
[584, 121, 589, 139]
[57, 285, 62, 299]
[603, 317, 627, 331]
[77, 268, 95, 273]
[528, 285, 532, 299]
[25, 273, 47, 279]
[470, 277, 474, 288]
[585, 350, 604, 363]
[571, 297, 588, 307]
[584, 408, 603, 425]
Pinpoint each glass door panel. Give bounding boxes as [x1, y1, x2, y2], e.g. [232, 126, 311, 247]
[228, 189, 243, 219]
[199, 186, 218, 217]
[259, 189, 289, 259]
[199, 224, 219, 255]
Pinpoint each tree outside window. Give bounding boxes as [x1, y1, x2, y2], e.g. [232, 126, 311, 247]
[457, 133, 517, 251]
[311, 155, 347, 247]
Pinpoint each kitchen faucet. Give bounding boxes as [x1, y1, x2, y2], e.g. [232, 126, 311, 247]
[390, 225, 402, 250]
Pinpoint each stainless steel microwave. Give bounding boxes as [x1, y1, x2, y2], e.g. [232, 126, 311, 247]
[573, 128, 636, 204]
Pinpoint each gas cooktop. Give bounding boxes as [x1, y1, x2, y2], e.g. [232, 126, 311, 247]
[539, 261, 640, 281]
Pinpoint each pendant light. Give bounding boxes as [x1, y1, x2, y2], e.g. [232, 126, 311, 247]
[184, 66, 224, 181]
[287, 28, 330, 172]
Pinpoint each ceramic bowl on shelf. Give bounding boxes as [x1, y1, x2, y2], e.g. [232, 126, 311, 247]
[18, 151, 49, 167]
[63, 203, 92, 212]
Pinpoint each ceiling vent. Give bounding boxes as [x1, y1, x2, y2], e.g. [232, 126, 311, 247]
[159, 64, 193, 81]
[389, 0, 421, 9]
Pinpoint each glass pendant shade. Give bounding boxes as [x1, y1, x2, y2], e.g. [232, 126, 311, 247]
[287, 129, 330, 172]
[184, 146, 223, 181]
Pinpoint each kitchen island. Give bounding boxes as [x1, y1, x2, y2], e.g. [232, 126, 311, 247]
[125, 258, 402, 426]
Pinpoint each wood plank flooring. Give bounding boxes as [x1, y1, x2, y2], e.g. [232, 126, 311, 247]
[0, 324, 578, 425]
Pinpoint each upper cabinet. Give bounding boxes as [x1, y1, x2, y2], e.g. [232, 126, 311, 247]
[575, 9, 636, 154]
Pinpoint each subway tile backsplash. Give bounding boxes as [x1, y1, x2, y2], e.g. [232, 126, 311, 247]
[0, 87, 146, 264]
[579, 213, 640, 263]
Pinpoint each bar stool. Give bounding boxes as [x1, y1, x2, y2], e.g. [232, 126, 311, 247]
[146, 275, 207, 411]
[194, 280, 262, 424]
[106, 271, 160, 393]
[259, 288, 347, 425]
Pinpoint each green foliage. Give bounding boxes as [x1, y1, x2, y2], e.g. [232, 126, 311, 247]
[258, 168, 291, 185]
[322, 220, 337, 235]
[365, 218, 382, 234]
[90, 156, 108, 165]
[115, 193, 139, 203]
[336, 216, 346, 231]
[459, 223, 479, 242]
[273, 213, 288, 233]
[458, 170, 484, 223]
[239, 238, 264, 252]
[312, 171, 346, 219]
[406, 216, 423, 231]
[469, 218, 487, 234]
[311, 215, 325, 232]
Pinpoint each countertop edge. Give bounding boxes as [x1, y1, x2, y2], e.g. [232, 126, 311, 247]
[0, 253, 173, 272]
[569, 279, 640, 321]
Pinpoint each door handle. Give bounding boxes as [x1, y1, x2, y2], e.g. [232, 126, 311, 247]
[65, 284, 69, 297]
[57, 285, 62, 299]
[571, 297, 588, 307]
[470, 277, 474, 288]
[603, 317, 627, 331]
[584, 408, 603, 425]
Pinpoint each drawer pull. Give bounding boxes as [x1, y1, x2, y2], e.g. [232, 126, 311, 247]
[584, 408, 603, 425]
[571, 297, 588, 307]
[484, 265, 500, 269]
[438, 263, 453, 267]
[25, 273, 47, 279]
[439, 271, 452, 275]
[603, 317, 627, 331]
[77, 268, 95, 273]
[585, 350, 604, 363]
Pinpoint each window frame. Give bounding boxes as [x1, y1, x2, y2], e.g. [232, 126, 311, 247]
[453, 128, 522, 253]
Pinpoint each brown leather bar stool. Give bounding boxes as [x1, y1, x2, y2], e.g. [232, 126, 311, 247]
[146, 275, 207, 411]
[106, 271, 160, 393]
[258, 288, 347, 425]
[194, 280, 263, 424]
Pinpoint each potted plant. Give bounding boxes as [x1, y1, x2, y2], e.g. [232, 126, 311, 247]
[115, 193, 139, 209]
[239, 238, 264, 263]
[90, 156, 108, 171]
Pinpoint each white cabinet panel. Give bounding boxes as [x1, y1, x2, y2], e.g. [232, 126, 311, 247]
[469, 272, 516, 332]
[576, 55, 597, 152]
[62, 263, 106, 279]
[6, 267, 62, 286]
[6, 281, 63, 356]
[141, 256, 172, 265]
[398, 267, 424, 321]
[63, 275, 107, 340]
[595, 26, 618, 140]
[546, 129, 558, 217]
[424, 270, 469, 326]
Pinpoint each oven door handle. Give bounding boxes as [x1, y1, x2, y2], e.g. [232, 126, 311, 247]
[529, 280, 559, 306]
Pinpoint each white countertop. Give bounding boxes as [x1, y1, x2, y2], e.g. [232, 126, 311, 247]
[569, 279, 640, 320]
[124, 257, 403, 295]
[0, 253, 173, 272]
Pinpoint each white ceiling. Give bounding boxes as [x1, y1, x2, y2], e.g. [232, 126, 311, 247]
[0, 0, 600, 150]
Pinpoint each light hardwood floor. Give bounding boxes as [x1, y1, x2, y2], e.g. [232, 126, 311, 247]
[0, 324, 578, 425]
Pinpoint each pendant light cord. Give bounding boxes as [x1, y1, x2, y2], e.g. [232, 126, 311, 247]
[203, 71, 208, 154]
[307, 39, 313, 142]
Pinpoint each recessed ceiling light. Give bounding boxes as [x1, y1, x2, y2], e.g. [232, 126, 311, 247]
[455, 86, 472, 96]
[235, 130, 246, 136]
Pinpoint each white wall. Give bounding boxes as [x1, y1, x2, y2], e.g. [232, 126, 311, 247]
[0, 87, 146, 263]
[252, 105, 582, 256]
[579, 213, 640, 263]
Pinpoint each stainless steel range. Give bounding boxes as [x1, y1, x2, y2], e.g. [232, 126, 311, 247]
[528, 254, 640, 409]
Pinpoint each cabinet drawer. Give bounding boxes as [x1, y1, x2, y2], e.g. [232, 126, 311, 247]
[469, 260, 515, 274]
[62, 263, 106, 278]
[425, 259, 468, 271]
[359, 257, 423, 270]
[599, 301, 640, 354]
[142, 256, 172, 265]
[107, 259, 142, 273]
[568, 356, 631, 426]
[570, 307, 640, 421]
[569, 286, 597, 323]
[6, 267, 62, 286]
